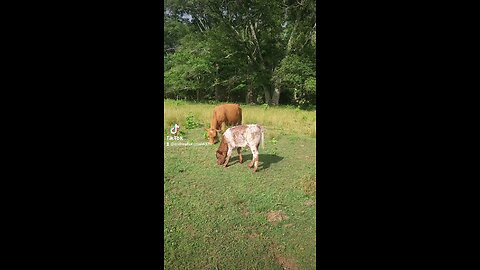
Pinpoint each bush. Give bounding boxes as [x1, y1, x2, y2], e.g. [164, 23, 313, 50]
[185, 114, 201, 129]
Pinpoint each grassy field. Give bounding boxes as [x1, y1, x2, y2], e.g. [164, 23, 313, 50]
[164, 99, 316, 269]
[164, 99, 316, 139]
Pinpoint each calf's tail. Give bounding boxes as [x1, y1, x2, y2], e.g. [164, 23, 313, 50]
[261, 127, 265, 150]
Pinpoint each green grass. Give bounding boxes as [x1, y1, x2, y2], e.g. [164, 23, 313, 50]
[164, 99, 316, 139]
[164, 100, 316, 270]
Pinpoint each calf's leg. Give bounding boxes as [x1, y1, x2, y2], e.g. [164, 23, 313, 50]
[248, 158, 254, 168]
[224, 148, 233, 167]
[251, 147, 259, 172]
[237, 147, 243, 164]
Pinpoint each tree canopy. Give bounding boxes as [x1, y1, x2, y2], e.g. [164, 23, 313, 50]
[164, 0, 316, 108]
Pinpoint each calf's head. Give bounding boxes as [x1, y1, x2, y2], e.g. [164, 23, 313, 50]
[205, 128, 221, 144]
[216, 150, 226, 165]
[215, 136, 228, 165]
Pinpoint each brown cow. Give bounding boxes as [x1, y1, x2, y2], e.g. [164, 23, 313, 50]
[216, 124, 265, 172]
[205, 104, 242, 144]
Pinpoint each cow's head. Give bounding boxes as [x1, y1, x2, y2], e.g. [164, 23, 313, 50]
[205, 128, 221, 144]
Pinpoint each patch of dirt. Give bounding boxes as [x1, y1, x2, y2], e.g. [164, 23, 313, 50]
[282, 223, 294, 228]
[241, 208, 250, 217]
[302, 178, 316, 196]
[245, 233, 259, 239]
[304, 200, 315, 206]
[275, 255, 299, 270]
[267, 210, 289, 223]
[185, 224, 196, 235]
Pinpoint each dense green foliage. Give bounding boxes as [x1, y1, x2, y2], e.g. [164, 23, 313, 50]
[164, 0, 316, 107]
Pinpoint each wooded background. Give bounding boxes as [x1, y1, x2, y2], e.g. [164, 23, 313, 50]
[164, 0, 316, 108]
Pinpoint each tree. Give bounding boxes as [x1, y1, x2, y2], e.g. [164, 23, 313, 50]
[164, 34, 215, 100]
[163, 0, 317, 106]
[164, 5, 192, 56]
[270, 0, 316, 105]
[272, 54, 315, 107]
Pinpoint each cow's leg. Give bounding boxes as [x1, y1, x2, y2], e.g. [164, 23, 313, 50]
[224, 148, 233, 167]
[237, 147, 243, 164]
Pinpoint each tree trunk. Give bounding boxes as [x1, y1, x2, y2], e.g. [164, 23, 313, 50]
[196, 89, 200, 102]
[264, 86, 272, 105]
[215, 81, 222, 101]
[214, 65, 221, 101]
[246, 89, 254, 104]
[246, 85, 254, 104]
[271, 87, 281, 105]
[287, 19, 299, 54]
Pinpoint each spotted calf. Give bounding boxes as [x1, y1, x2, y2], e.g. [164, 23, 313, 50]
[216, 124, 265, 172]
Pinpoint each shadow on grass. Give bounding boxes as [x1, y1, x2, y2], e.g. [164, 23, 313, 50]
[229, 154, 284, 170]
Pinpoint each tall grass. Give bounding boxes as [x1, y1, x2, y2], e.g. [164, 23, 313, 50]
[164, 99, 316, 138]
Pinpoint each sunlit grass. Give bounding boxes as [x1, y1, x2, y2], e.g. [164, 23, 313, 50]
[164, 99, 316, 138]
[164, 127, 316, 270]
[164, 100, 317, 269]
